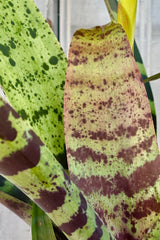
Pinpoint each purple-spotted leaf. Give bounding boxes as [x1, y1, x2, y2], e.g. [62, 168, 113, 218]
[0, 97, 114, 240]
[64, 22, 160, 240]
[0, 191, 32, 224]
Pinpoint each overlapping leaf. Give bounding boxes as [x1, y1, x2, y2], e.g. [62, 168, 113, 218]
[117, 0, 137, 49]
[104, 0, 157, 132]
[64, 22, 160, 239]
[0, 0, 67, 167]
[0, 191, 32, 224]
[32, 203, 57, 240]
[0, 96, 114, 240]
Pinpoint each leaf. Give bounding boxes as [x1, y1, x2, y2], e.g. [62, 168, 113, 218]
[104, 0, 157, 133]
[32, 203, 57, 240]
[64, 22, 160, 240]
[0, 0, 67, 168]
[0, 190, 32, 224]
[0, 175, 31, 204]
[142, 217, 160, 240]
[0, 97, 114, 240]
[144, 73, 160, 83]
[117, 0, 137, 50]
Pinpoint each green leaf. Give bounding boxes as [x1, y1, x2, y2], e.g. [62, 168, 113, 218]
[32, 203, 57, 240]
[117, 0, 137, 50]
[144, 73, 160, 83]
[64, 22, 160, 239]
[0, 97, 114, 240]
[0, 175, 31, 204]
[0, 190, 32, 224]
[104, 0, 118, 21]
[0, 0, 67, 168]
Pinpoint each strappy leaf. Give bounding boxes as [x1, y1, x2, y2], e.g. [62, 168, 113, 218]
[0, 0, 67, 168]
[64, 22, 160, 239]
[117, 0, 137, 50]
[0, 97, 114, 240]
[104, 0, 157, 132]
[0, 191, 32, 224]
[32, 203, 57, 240]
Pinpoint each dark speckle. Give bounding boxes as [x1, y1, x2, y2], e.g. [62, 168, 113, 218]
[9, 40, 16, 49]
[28, 28, 37, 39]
[0, 44, 10, 57]
[8, 1, 14, 7]
[103, 79, 107, 85]
[26, 8, 31, 14]
[9, 58, 16, 66]
[49, 56, 58, 65]
[42, 62, 49, 71]
[58, 114, 62, 122]
[18, 109, 28, 120]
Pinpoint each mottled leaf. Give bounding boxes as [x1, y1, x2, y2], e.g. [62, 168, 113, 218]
[104, 0, 157, 132]
[0, 0, 67, 167]
[0, 175, 31, 204]
[0, 191, 32, 224]
[32, 203, 57, 240]
[0, 97, 114, 240]
[64, 22, 160, 240]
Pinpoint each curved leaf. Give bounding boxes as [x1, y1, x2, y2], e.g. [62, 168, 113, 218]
[0, 0, 67, 167]
[64, 22, 160, 240]
[117, 0, 137, 50]
[32, 203, 57, 240]
[0, 175, 31, 204]
[0, 97, 114, 240]
[0, 191, 32, 224]
[104, 0, 157, 132]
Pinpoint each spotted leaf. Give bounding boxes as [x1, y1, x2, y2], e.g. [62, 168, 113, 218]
[64, 22, 160, 239]
[0, 97, 114, 240]
[104, 0, 156, 132]
[0, 190, 32, 224]
[0, 0, 67, 167]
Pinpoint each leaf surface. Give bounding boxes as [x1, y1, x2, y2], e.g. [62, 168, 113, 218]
[104, 0, 157, 132]
[0, 97, 114, 240]
[32, 203, 57, 240]
[0, 190, 32, 224]
[0, 0, 67, 167]
[64, 22, 160, 240]
[117, 0, 137, 49]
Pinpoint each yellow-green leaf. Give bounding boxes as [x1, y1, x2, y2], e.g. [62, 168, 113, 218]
[64, 22, 160, 240]
[117, 0, 137, 49]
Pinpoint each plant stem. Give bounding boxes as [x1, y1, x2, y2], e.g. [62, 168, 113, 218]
[144, 73, 160, 83]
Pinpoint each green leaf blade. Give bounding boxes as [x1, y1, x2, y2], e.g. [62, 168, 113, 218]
[0, 0, 67, 167]
[32, 203, 57, 240]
